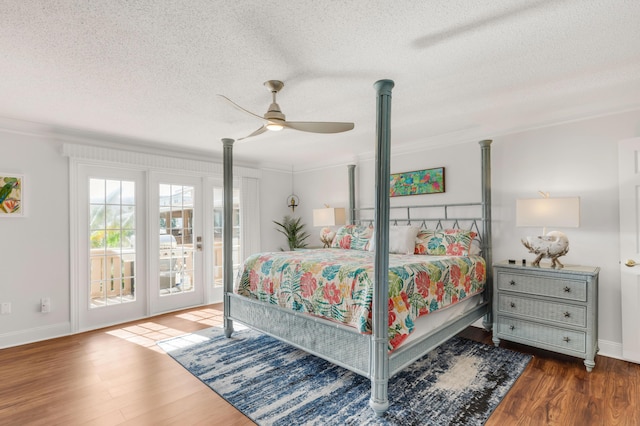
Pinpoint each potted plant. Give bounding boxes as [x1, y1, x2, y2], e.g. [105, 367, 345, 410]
[274, 215, 310, 250]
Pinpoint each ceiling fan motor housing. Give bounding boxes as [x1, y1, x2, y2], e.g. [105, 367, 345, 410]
[265, 102, 285, 121]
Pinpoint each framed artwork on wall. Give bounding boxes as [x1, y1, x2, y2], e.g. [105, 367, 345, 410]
[0, 173, 24, 217]
[390, 167, 445, 197]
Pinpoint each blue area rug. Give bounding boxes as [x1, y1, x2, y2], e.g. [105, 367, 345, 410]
[158, 327, 531, 425]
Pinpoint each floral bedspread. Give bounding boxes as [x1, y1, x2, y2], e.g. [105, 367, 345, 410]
[234, 248, 486, 351]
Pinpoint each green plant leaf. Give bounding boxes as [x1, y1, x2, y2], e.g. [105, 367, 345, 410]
[273, 215, 310, 250]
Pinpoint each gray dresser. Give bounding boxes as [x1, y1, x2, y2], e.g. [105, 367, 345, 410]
[493, 261, 599, 371]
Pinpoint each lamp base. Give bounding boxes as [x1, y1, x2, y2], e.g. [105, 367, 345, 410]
[521, 231, 570, 268]
[319, 229, 336, 248]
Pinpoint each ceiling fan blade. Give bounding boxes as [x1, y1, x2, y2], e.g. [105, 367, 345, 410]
[217, 94, 266, 122]
[238, 126, 268, 141]
[283, 121, 355, 134]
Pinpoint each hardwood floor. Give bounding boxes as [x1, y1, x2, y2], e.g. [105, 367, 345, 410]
[1, 305, 638, 425]
[459, 328, 640, 426]
[0, 305, 254, 426]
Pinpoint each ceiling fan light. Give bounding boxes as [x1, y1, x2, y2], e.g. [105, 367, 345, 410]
[266, 123, 284, 131]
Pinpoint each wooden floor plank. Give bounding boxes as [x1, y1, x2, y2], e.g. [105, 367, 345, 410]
[1, 305, 639, 425]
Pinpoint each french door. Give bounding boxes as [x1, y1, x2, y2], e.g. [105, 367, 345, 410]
[150, 173, 205, 314]
[77, 166, 147, 329]
[74, 162, 242, 331]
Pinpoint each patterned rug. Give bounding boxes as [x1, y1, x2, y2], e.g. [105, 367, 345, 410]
[158, 326, 531, 425]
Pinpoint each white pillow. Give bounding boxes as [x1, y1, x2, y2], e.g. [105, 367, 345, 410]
[368, 226, 421, 255]
[469, 240, 481, 256]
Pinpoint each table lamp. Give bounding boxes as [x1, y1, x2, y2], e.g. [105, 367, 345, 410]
[516, 195, 580, 268]
[313, 207, 346, 248]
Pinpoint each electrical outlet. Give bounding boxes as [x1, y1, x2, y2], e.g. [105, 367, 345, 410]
[41, 297, 51, 313]
[1, 302, 11, 315]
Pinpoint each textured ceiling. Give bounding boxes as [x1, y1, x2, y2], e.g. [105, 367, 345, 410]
[1, 1, 640, 170]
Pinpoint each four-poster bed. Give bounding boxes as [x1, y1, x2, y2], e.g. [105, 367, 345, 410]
[221, 79, 493, 415]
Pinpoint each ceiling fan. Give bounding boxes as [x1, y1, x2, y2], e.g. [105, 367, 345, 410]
[219, 80, 355, 141]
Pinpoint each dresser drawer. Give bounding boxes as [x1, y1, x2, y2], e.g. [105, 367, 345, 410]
[496, 315, 586, 354]
[497, 293, 587, 327]
[496, 272, 587, 302]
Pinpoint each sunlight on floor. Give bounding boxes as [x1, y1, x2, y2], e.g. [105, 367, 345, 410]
[105, 306, 224, 353]
[176, 307, 225, 326]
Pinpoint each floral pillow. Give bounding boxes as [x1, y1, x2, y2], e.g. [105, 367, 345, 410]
[414, 229, 477, 256]
[330, 224, 374, 250]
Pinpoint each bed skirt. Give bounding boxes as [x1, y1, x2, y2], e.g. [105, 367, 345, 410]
[226, 292, 490, 378]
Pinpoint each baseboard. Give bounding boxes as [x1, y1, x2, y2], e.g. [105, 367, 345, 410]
[597, 338, 624, 361]
[0, 322, 71, 349]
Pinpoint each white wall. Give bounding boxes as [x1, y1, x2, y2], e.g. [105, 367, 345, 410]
[0, 132, 71, 344]
[293, 164, 353, 248]
[491, 111, 637, 350]
[258, 168, 296, 252]
[292, 109, 640, 359]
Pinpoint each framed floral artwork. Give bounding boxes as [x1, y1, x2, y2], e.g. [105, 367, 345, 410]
[0, 174, 24, 217]
[390, 167, 445, 197]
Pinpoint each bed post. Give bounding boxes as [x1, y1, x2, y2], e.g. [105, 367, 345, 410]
[370, 79, 394, 416]
[222, 138, 235, 338]
[479, 139, 493, 330]
[348, 164, 356, 225]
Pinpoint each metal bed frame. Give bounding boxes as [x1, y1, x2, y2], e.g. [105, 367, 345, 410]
[221, 79, 493, 416]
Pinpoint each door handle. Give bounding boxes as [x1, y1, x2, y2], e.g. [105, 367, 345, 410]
[624, 259, 639, 267]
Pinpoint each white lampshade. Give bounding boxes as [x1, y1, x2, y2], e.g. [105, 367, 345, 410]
[516, 197, 580, 230]
[313, 207, 346, 227]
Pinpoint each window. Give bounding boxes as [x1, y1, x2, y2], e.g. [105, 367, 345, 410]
[89, 178, 136, 308]
[158, 183, 196, 295]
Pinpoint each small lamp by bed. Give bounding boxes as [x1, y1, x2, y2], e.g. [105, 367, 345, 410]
[313, 206, 346, 248]
[516, 194, 580, 268]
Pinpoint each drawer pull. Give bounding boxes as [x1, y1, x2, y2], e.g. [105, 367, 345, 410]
[509, 325, 515, 331]
[510, 302, 516, 308]
[509, 280, 516, 286]
[563, 336, 571, 343]
[564, 286, 571, 293]
[564, 312, 571, 318]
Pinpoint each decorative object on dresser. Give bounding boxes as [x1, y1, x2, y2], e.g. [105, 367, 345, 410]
[313, 206, 346, 247]
[493, 261, 599, 371]
[516, 194, 580, 267]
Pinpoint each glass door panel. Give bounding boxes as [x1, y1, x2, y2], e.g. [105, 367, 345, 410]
[152, 174, 203, 313]
[89, 178, 137, 307]
[159, 183, 195, 295]
[78, 166, 146, 331]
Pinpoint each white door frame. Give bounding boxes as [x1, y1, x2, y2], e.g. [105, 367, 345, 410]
[619, 137, 640, 363]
